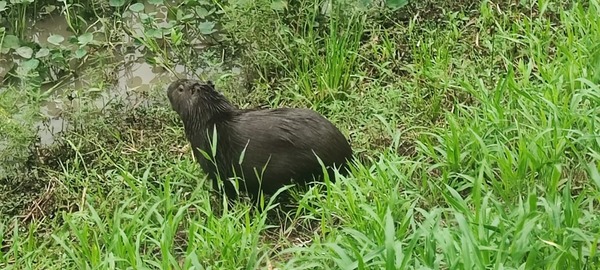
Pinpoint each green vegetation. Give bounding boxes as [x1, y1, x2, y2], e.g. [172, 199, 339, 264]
[2, 0, 600, 268]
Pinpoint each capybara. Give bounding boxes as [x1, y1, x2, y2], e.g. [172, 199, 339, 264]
[167, 79, 353, 201]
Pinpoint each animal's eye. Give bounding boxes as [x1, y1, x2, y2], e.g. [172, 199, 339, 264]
[177, 85, 184, 92]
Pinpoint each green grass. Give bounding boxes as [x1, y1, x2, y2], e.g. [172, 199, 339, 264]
[2, 0, 600, 269]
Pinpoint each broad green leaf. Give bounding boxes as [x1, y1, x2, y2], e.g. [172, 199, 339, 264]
[16, 46, 33, 58]
[35, 48, 50, 58]
[20, 58, 39, 72]
[74, 48, 87, 59]
[109, 0, 125, 7]
[47, 34, 65, 45]
[139, 13, 150, 21]
[129, 3, 144, 12]
[3, 35, 19, 49]
[42, 4, 57, 13]
[78, 33, 94, 45]
[145, 29, 162, 38]
[195, 7, 210, 18]
[198, 21, 216, 35]
[51, 51, 65, 62]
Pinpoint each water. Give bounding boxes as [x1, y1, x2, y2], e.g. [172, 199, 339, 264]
[6, 3, 193, 146]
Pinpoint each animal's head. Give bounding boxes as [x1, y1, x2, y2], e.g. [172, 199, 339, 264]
[167, 79, 233, 122]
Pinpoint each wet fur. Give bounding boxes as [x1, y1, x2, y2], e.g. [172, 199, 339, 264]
[167, 79, 353, 201]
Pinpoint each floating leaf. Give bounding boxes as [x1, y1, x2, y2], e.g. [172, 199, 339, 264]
[109, 0, 125, 7]
[77, 33, 94, 45]
[35, 48, 50, 58]
[16, 46, 33, 58]
[129, 3, 144, 12]
[3, 35, 20, 49]
[147, 0, 163, 4]
[198, 21, 216, 35]
[20, 58, 39, 72]
[74, 48, 87, 59]
[47, 34, 64, 45]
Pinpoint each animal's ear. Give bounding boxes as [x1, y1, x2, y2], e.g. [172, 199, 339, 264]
[191, 82, 204, 95]
[204, 80, 216, 92]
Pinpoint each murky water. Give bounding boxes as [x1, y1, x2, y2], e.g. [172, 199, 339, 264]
[33, 61, 189, 145]
[17, 2, 194, 146]
[0, 0, 220, 150]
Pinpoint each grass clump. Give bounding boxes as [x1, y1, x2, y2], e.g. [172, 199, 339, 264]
[0, 85, 38, 177]
[2, 0, 600, 269]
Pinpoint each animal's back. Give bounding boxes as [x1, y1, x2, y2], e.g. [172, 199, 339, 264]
[222, 108, 352, 195]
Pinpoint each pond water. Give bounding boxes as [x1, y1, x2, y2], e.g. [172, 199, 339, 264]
[3, 2, 195, 146]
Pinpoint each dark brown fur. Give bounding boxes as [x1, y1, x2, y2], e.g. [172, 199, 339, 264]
[167, 79, 353, 201]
